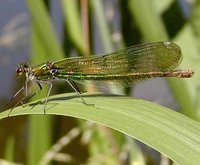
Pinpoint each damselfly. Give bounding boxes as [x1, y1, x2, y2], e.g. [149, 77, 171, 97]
[8, 41, 194, 116]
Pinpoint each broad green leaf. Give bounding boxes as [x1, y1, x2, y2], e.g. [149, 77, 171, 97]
[1, 92, 200, 165]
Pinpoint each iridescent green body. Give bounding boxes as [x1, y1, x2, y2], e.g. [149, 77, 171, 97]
[8, 41, 193, 116]
[46, 42, 192, 84]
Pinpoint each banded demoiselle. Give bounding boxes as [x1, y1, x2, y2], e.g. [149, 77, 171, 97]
[8, 41, 194, 116]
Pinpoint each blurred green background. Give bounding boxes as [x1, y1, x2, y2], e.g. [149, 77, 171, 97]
[0, 0, 200, 164]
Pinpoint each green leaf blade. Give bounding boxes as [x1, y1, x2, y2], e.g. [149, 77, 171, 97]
[1, 93, 200, 165]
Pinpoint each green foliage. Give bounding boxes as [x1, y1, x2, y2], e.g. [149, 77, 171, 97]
[1, 93, 200, 165]
[1, 0, 200, 164]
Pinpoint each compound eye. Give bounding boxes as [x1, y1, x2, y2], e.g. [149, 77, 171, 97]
[16, 67, 24, 76]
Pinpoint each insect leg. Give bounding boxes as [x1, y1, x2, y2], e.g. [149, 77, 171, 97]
[42, 82, 52, 114]
[22, 82, 43, 104]
[7, 79, 29, 117]
[70, 80, 82, 94]
[8, 86, 24, 105]
[66, 79, 89, 105]
[7, 82, 42, 117]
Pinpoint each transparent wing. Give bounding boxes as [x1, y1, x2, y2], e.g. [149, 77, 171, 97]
[53, 42, 183, 86]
